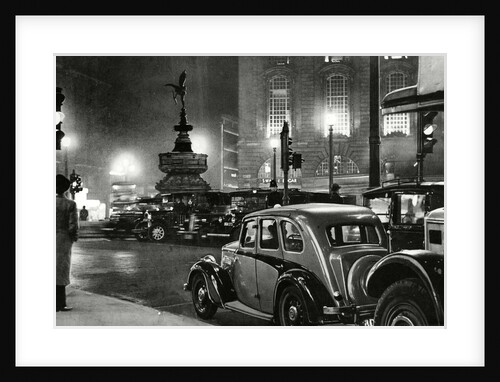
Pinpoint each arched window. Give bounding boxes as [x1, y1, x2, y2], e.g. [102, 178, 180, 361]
[383, 72, 410, 136]
[315, 156, 360, 176]
[268, 75, 291, 138]
[325, 74, 350, 137]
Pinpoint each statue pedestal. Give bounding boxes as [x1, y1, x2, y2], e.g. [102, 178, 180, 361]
[156, 152, 210, 193]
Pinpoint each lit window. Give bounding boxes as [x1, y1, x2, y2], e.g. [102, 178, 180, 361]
[268, 76, 291, 138]
[325, 75, 350, 137]
[269, 56, 290, 66]
[383, 72, 410, 136]
[315, 156, 360, 176]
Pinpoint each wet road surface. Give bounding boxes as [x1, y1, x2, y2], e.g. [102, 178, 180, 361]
[71, 237, 271, 326]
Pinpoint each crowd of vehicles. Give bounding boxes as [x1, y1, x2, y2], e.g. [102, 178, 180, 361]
[105, 188, 345, 246]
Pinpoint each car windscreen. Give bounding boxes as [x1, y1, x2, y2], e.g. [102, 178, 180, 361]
[363, 196, 390, 224]
[327, 224, 381, 246]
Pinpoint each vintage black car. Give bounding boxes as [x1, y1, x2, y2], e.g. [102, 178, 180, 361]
[366, 207, 444, 326]
[134, 191, 232, 243]
[362, 178, 444, 253]
[183, 203, 388, 326]
[102, 196, 164, 241]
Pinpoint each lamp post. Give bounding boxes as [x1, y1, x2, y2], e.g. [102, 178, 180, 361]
[326, 110, 336, 198]
[329, 125, 334, 197]
[61, 136, 71, 178]
[270, 138, 279, 183]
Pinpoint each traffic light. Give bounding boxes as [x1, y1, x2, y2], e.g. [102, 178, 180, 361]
[56, 129, 65, 150]
[291, 152, 304, 169]
[69, 170, 83, 194]
[421, 111, 438, 154]
[56, 87, 65, 151]
[280, 121, 292, 171]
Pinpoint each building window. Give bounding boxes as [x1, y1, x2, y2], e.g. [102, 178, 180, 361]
[269, 56, 290, 66]
[325, 75, 350, 137]
[315, 156, 360, 176]
[383, 72, 410, 136]
[258, 157, 284, 182]
[268, 75, 291, 138]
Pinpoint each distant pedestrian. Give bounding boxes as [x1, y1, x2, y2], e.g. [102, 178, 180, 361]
[79, 205, 89, 221]
[267, 180, 282, 208]
[56, 174, 79, 312]
[330, 183, 343, 204]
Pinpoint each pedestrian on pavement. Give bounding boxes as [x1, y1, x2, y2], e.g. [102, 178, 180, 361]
[330, 183, 343, 204]
[56, 174, 79, 312]
[79, 205, 89, 221]
[267, 180, 282, 208]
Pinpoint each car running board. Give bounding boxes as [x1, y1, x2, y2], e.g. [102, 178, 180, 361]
[224, 301, 274, 321]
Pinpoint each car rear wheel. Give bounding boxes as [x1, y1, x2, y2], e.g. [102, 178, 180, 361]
[373, 278, 437, 326]
[191, 274, 217, 320]
[278, 285, 309, 326]
[134, 222, 149, 242]
[149, 223, 167, 242]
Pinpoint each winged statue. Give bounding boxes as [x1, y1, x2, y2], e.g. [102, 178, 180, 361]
[164, 70, 187, 108]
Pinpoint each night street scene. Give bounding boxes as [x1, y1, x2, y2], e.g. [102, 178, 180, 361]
[54, 55, 446, 328]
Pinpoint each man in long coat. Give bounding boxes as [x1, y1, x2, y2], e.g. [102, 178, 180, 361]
[56, 174, 79, 312]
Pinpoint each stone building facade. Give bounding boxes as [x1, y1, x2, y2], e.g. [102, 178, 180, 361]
[236, 56, 444, 201]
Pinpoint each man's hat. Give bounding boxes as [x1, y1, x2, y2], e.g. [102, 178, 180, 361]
[270, 180, 277, 188]
[56, 174, 71, 194]
[331, 183, 341, 191]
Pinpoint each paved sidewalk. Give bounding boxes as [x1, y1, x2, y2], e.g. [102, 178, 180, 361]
[56, 287, 212, 326]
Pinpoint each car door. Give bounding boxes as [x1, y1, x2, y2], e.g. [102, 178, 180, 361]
[389, 192, 426, 252]
[233, 218, 260, 310]
[255, 217, 283, 314]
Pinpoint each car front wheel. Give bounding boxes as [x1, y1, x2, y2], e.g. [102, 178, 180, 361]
[149, 223, 167, 242]
[191, 274, 217, 320]
[373, 278, 437, 326]
[278, 285, 309, 326]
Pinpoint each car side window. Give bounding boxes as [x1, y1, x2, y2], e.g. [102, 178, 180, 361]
[241, 220, 257, 248]
[260, 218, 279, 250]
[281, 221, 303, 252]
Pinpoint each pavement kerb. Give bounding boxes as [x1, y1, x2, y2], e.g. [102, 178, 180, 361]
[55, 286, 213, 326]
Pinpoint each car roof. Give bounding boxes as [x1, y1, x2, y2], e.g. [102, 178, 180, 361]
[426, 207, 445, 220]
[244, 203, 376, 221]
[363, 179, 444, 198]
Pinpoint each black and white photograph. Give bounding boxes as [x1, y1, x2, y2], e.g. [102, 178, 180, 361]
[16, 16, 485, 367]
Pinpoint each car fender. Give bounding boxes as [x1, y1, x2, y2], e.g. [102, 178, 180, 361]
[366, 250, 444, 323]
[346, 254, 381, 306]
[275, 269, 335, 325]
[185, 255, 237, 306]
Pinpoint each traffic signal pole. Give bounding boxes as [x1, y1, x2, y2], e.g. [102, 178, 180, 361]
[280, 121, 290, 206]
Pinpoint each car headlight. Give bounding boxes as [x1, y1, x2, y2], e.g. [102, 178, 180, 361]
[221, 253, 234, 269]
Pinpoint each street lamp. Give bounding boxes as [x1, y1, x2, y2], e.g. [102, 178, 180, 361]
[110, 155, 138, 182]
[61, 136, 71, 177]
[270, 137, 280, 183]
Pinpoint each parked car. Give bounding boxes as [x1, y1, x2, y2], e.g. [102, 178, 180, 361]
[366, 207, 444, 326]
[362, 178, 444, 253]
[183, 203, 388, 326]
